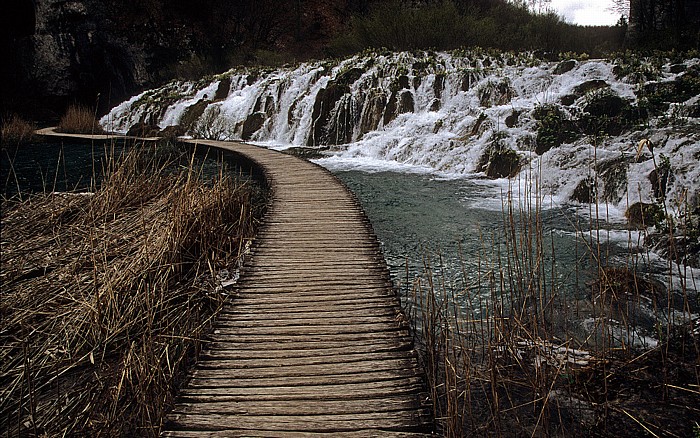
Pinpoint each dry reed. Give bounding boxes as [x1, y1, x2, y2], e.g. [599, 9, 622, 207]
[0, 144, 264, 436]
[56, 104, 105, 135]
[407, 168, 699, 437]
[1, 115, 35, 146]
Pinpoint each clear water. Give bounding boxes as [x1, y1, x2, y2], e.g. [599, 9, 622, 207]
[1, 141, 254, 198]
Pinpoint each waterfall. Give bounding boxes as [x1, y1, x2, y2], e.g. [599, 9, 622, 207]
[101, 50, 700, 217]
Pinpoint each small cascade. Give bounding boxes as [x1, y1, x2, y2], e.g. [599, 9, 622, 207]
[101, 50, 700, 219]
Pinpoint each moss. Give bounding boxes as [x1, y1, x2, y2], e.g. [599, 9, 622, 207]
[534, 105, 579, 155]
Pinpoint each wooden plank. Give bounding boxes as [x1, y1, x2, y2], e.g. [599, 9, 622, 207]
[163, 430, 433, 437]
[167, 411, 431, 433]
[163, 139, 430, 436]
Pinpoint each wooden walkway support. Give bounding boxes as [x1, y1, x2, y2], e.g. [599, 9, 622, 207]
[162, 140, 432, 437]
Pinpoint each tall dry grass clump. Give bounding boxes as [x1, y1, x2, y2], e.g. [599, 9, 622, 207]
[1, 115, 35, 145]
[0, 144, 264, 436]
[407, 169, 699, 437]
[57, 104, 105, 134]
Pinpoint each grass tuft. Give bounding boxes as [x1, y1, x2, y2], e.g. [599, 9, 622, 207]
[57, 104, 105, 134]
[1, 114, 35, 146]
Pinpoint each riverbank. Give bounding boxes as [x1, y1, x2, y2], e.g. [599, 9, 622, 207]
[0, 143, 266, 436]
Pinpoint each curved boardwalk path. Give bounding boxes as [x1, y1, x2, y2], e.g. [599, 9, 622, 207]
[163, 140, 432, 437]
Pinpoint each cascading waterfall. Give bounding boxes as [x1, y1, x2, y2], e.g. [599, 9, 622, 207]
[101, 50, 700, 220]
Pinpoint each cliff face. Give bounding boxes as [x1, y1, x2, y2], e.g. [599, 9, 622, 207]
[2, 0, 152, 120]
[0, 0, 365, 121]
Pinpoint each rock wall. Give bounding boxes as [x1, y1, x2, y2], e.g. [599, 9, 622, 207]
[1, 0, 150, 120]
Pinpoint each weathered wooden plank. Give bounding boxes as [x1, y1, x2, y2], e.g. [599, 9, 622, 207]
[186, 369, 423, 389]
[203, 338, 412, 353]
[197, 350, 414, 370]
[167, 410, 432, 432]
[172, 396, 421, 416]
[163, 430, 433, 437]
[179, 378, 424, 400]
[162, 140, 430, 436]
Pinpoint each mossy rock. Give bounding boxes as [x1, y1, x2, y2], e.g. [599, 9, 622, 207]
[534, 105, 578, 155]
[625, 202, 664, 229]
[478, 144, 521, 179]
[573, 80, 609, 97]
[560, 94, 577, 106]
[583, 92, 626, 118]
[336, 67, 365, 87]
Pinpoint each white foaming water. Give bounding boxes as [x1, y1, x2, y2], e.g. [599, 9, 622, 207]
[101, 51, 700, 221]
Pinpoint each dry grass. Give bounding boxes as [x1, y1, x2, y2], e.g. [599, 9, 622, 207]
[0, 144, 264, 436]
[406, 174, 699, 437]
[1, 115, 35, 145]
[57, 104, 105, 134]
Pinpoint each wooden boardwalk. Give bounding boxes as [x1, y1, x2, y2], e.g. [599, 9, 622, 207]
[163, 140, 432, 437]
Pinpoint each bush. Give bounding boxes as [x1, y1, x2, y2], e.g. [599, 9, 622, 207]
[57, 104, 105, 134]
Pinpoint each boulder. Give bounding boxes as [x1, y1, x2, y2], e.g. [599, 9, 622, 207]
[554, 59, 577, 75]
[241, 112, 266, 140]
[214, 77, 232, 101]
[359, 90, 387, 135]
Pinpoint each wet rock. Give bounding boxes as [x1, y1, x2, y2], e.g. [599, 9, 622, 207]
[433, 74, 445, 99]
[554, 59, 577, 75]
[241, 112, 266, 140]
[398, 75, 410, 90]
[413, 76, 422, 90]
[670, 64, 687, 74]
[625, 202, 663, 229]
[383, 90, 414, 125]
[282, 146, 330, 160]
[214, 77, 231, 101]
[571, 178, 596, 203]
[126, 122, 160, 137]
[179, 100, 209, 132]
[398, 90, 414, 113]
[429, 98, 441, 112]
[560, 94, 577, 106]
[307, 81, 349, 146]
[505, 110, 520, 128]
[573, 80, 609, 96]
[359, 89, 387, 135]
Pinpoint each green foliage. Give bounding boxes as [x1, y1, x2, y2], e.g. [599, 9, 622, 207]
[534, 105, 579, 154]
[327, 0, 626, 57]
